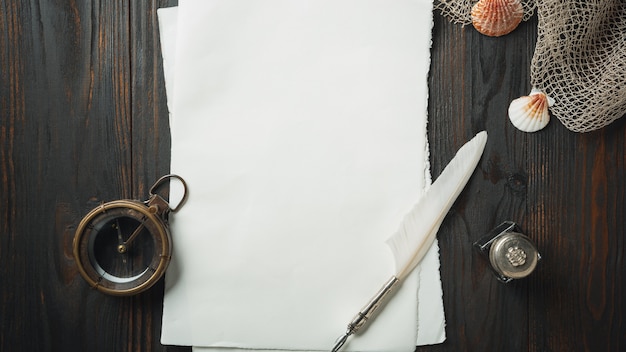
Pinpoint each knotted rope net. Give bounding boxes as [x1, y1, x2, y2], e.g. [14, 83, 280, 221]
[435, 0, 626, 133]
[435, 0, 536, 25]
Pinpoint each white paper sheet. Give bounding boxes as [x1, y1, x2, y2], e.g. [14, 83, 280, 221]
[158, 1, 445, 351]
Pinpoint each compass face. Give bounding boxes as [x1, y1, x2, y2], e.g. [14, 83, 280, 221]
[73, 200, 171, 296]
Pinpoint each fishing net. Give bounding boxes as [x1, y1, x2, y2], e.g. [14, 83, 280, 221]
[434, 0, 536, 26]
[531, 1, 626, 132]
[435, 0, 626, 133]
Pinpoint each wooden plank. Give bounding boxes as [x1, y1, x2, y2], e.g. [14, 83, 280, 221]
[129, 0, 176, 188]
[128, 0, 184, 351]
[527, 118, 626, 351]
[0, 0, 136, 350]
[418, 13, 538, 351]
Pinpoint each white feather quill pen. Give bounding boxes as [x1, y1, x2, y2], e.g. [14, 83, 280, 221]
[331, 131, 488, 351]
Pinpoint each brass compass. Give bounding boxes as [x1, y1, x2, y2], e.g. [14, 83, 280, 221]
[73, 175, 188, 296]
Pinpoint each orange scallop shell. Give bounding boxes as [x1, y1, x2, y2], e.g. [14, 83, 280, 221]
[471, 0, 524, 37]
[508, 89, 554, 132]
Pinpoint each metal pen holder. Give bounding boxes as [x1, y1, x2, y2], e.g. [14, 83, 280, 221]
[474, 221, 541, 283]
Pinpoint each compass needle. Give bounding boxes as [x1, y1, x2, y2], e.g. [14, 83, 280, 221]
[123, 222, 146, 249]
[115, 220, 123, 244]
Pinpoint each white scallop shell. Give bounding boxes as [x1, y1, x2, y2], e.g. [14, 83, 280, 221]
[508, 88, 554, 132]
[471, 0, 524, 37]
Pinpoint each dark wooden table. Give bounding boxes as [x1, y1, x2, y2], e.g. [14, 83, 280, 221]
[2, 1, 624, 351]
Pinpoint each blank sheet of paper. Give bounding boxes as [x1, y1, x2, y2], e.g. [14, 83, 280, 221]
[159, 1, 444, 351]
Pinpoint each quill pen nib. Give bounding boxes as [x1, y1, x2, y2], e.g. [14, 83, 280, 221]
[331, 331, 351, 352]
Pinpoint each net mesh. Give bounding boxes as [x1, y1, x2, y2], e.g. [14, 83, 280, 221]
[531, 1, 626, 132]
[434, 0, 536, 25]
[435, 0, 626, 132]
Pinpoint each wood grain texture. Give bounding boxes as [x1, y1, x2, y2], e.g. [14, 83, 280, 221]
[418, 13, 537, 352]
[0, 0, 180, 351]
[526, 120, 626, 352]
[422, 10, 626, 352]
[1, 1, 625, 351]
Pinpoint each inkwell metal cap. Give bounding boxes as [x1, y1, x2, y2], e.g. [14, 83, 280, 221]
[489, 232, 539, 280]
[474, 221, 541, 282]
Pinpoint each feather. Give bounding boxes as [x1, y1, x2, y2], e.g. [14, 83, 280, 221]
[386, 131, 488, 280]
